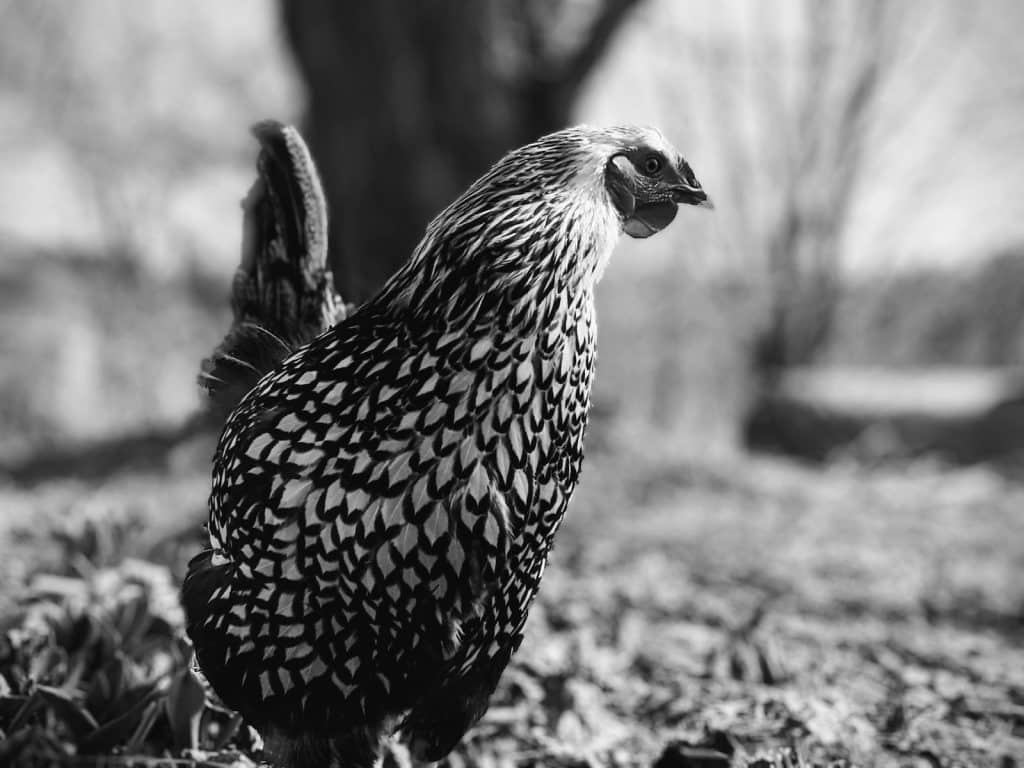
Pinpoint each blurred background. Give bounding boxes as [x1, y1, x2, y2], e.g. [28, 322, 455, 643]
[2, 0, 1024, 464]
[1, 1, 1023, 765]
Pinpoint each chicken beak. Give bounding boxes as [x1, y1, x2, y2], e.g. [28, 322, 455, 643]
[671, 185, 713, 209]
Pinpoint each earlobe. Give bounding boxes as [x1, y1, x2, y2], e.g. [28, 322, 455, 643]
[605, 155, 636, 218]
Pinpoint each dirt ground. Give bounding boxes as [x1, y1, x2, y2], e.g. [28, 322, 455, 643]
[1, 431, 1022, 767]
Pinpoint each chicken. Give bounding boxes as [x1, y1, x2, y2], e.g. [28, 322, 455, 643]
[182, 123, 710, 767]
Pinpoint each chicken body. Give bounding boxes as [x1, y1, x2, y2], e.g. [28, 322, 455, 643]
[183, 125, 708, 767]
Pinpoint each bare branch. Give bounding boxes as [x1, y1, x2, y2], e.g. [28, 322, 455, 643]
[559, 0, 644, 95]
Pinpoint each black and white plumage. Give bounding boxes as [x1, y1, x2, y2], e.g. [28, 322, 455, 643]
[183, 124, 709, 767]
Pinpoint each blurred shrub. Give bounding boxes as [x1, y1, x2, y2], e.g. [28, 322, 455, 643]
[0, 480, 255, 765]
[0, 248, 225, 457]
[594, 264, 757, 453]
[830, 247, 1024, 366]
[0, 558, 254, 765]
[0, 0, 297, 274]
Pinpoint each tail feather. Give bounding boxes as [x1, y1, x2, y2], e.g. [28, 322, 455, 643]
[199, 121, 350, 418]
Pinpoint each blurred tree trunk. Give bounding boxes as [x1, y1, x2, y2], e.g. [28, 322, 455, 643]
[280, 0, 642, 302]
[674, 0, 918, 380]
[749, 0, 896, 376]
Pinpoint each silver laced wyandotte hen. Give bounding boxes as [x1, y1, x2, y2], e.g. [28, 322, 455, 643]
[183, 122, 711, 767]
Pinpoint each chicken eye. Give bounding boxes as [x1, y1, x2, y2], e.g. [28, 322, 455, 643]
[642, 155, 663, 176]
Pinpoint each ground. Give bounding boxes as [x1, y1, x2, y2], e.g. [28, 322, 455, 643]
[1, 427, 1021, 767]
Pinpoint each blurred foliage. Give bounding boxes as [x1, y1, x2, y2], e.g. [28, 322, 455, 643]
[0, 245, 225, 459]
[2, 447, 1022, 766]
[0, 556, 255, 766]
[0, 0, 296, 269]
[831, 247, 1024, 367]
[1, 0, 1023, 450]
